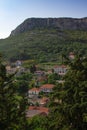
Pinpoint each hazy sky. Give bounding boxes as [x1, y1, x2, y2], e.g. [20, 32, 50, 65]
[0, 0, 87, 39]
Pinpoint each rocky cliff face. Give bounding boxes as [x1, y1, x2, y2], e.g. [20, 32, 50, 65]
[10, 17, 87, 36]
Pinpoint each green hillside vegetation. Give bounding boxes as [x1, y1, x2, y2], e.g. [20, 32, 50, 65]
[0, 28, 87, 62]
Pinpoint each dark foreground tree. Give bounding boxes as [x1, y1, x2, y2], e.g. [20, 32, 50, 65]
[49, 55, 87, 130]
[27, 115, 49, 130]
[0, 58, 28, 130]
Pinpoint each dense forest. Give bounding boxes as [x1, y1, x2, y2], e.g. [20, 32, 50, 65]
[0, 29, 87, 62]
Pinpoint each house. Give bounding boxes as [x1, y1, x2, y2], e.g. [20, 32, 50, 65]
[26, 106, 49, 118]
[28, 87, 41, 98]
[6, 64, 26, 75]
[53, 65, 67, 75]
[6, 65, 17, 74]
[40, 84, 55, 93]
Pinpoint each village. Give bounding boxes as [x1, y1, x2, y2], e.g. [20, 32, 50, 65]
[6, 52, 75, 118]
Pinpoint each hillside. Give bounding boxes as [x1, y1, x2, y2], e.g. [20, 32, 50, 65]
[0, 18, 87, 62]
[0, 29, 87, 62]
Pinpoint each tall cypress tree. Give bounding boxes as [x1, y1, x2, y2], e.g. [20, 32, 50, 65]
[0, 58, 28, 130]
[49, 55, 87, 130]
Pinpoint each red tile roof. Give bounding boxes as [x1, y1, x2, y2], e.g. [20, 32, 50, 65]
[29, 106, 49, 114]
[54, 65, 67, 68]
[29, 87, 40, 92]
[40, 84, 54, 89]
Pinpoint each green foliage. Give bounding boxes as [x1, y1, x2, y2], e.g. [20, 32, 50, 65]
[49, 56, 87, 130]
[48, 73, 60, 84]
[30, 64, 36, 73]
[16, 72, 33, 95]
[27, 115, 49, 130]
[0, 29, 87, 62]
[0, 58, 28, 130]
[23, 60, 37, 68]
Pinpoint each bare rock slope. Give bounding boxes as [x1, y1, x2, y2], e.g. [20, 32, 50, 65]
[10, 17, 87, 36]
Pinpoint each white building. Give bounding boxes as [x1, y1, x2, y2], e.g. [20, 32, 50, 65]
[40, 84, 55, 93]
[28, 87, 41, 98]
[53, 65, 67, 75]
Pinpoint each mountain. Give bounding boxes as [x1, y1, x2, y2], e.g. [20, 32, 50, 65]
[10, 17, 87, 36]
[0, 17, 87, 62]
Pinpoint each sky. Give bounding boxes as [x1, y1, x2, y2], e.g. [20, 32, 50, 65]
[0, 0, 87, 39]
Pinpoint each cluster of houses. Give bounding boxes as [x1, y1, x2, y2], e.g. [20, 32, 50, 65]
[6, 60, 29, 76]
[6, 52, 75, 75]
[26, 106, 49, 118]
[6, 60, 69, 77]
[6, 61, 68, 117]
[28, 84, 55, 98]
[27, 65, 69, 117]
[6, 52, 75, 118]
[27, 84, 54, 118]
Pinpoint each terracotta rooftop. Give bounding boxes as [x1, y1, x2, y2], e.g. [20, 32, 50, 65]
[54, 65, 67, 68]
[29, 87, 40, 92]
[26, 106, 49, 117]
[40, 84, 54, 89]
[29, 106, 49, 114]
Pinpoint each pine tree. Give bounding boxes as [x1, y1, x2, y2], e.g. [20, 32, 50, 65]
[49, 55, 87, 130]
[0, 58, 28, 130]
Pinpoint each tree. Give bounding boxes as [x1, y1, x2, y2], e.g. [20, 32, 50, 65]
[49, 55, 87, 130]
[30, 64, 36, 73]
[16, 72, 33, 95]
[27, 115, 49, 130]
[48, 73, 60, 84]
[0, 58, 28, 130]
